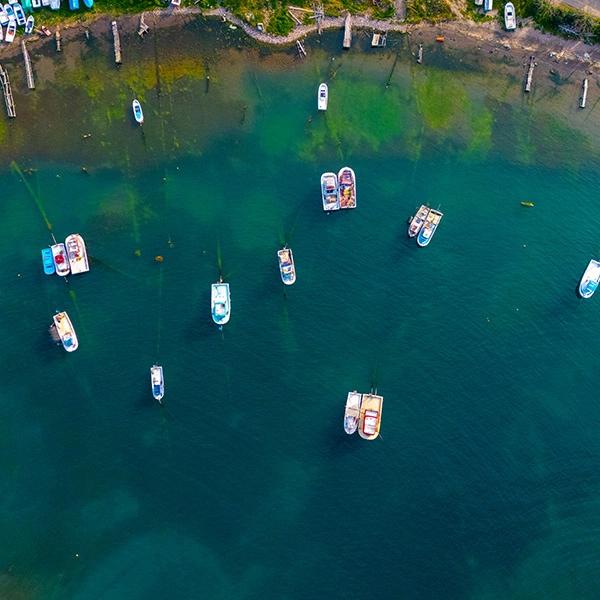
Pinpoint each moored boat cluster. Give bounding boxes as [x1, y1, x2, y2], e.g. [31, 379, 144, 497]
[344, 391, 383, 440]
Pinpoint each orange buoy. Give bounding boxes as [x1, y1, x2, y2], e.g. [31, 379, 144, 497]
[154, 255, 164, 263]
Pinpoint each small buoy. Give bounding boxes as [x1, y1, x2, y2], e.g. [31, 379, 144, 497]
[81, 166, 88, 174]
[134, 249, 141, 257]
[154, 255, 164, 263]
[75, 553, 79, 558]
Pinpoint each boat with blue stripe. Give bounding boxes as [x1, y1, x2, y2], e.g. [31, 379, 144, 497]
[211, 280, 231, 326]
[417, 208, 443, 247]
[579, 259, 600, 298]
[41, 247, 55, 275]
[150, 365, 164, 403]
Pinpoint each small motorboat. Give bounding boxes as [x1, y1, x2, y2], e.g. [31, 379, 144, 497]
[150, 365, 164, 403]
[82, 0, 93, 6]
[277, 247, 296, 285]
[40, 24, 51, 36]
[3, 4, 14, 20]
[504, 2, 517, 30]
[52, 311, 78, 352]
[520, 201, 534, 207]
[344, 391, 361, 434]
[31, 0, 41, 7]
[474, 0, 483, 5]
[317, 83, 328, 111]
[417, 209, 443, 247]
[41, 247, 55, 275]
[68, 0, 78, 9]
[13, 3, 25, 26]
[358, 393, 383, 441]
[4, 17, 15, 42]
[0, 7, 9, 25]
[483, 0, 492, 10]
[338, 166, 357, 209]
[51, 243, 70, 276]
[408, 204, 430, 237]
[321, 172, 340, 211]
[24, 14, 33, 34]
[170, 0, 181, 6]
[132, 99, 144, 125]
[65, 233, 90, 274]
[211, 280, 231, 326]
[579, 259, 600, 299]
[50, 0, 60, 10]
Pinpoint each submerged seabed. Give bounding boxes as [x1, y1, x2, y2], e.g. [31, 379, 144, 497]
[2, 17, 600, 600]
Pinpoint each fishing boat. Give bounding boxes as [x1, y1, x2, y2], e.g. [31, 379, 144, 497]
[277, 247, 296, 285]
[358, 393, 383, 441]
[211, 280, 231, 326]
[504, 2, 516, 29]
[68, 0, 78, 9]
[24, 14, 33, 34]
[132, 99, 144, 125]
[150, 365, 164, 403]
[50, 0, 59, 9]
[51, 243, 70, 276]
[3, 4, 14, 20]
[321, 172, 340, 211]
[317, 83, 328, 111]
[31, 0, 40, 7]
[338, 166, 357, 209]
[578, 259, 600, 298]
[4, 18, 15, 42]
[520, 201, 534, 207]
[41, 248, 55, 275]
[483, 0, 492, 10]
[65, 233, 89, 274]
[416, 208, 443, 247]
[52, 311, 78, 352]
[0, 8, 8, 25]
[344, 391, 361, 435]
[408, 204, 430, 237]
[13, 3, 25, 26]
[83, 0, 92, 6]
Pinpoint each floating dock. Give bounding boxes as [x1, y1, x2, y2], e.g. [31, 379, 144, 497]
[112, 20, 122, 65]
[296, 40, 306, 58]
[525, 56, 535, 93]
[343, 13, 352, 49]
[0, 65, 16, 118]
[21, 40, 35, 90]
[371, 33, 387, 48]
[580, 78, 588, 108]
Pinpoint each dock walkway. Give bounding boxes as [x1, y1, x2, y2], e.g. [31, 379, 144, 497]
[0, 65, 16, 118]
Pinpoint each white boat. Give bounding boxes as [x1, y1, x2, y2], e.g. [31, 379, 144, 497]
[24, 14, 33, 34]
[579, 259, 600, 298]
[474, 0, 483, 5]
[483, 0, 492, 11]
[211, 281, 231, 326]
[52, 311, 78, 352]
[344, 391, 361, 434]
[50, 0, 60, 9]
[416, 208, 443, 247]
[51, 243, 70, 276]
[321, 172, 340, 211]
[358, 393, 383, 440]
[317, 83, 328, 111]
[277, 247, 296, 285]
[338, 166, 357, 209]
[4, 18, 14, 42]
[132, 99, 144, 125]
[504, 2, 516, 30]
[408, 204, 430, 237]
[0, 8, 8, 26]
[65, 233, 89, 274]
[170, 0, 181, 5]
[32, 0, 41, 7]
[150, 365, 164, 403]
[13, 3, 25, 26]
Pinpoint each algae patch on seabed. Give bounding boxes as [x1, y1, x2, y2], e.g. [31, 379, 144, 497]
[465, 105, 494, 158]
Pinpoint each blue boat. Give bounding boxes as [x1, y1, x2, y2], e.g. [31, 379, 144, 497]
[3, 4, 14, 21]
[132, 99, 144, 125]
[69, 0, 78, 9]
[21, 0, 31, 12]
[13, 3, 25, 26]
[416, 209, 443, 247]
[83, 0, 92, 7]
[41, 248, 55, 275]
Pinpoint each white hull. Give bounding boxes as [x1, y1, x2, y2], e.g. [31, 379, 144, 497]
[344, 391, 361, 434]
[51, 243, 70, 276]
[5, 19, 15, 43]
[408, 204, 430, 237]
[321, 172, 340, 211]
[278, 247, 296, 285]
[65, 233, 90, 274]
[358, 394, 383, 440]
[504, 2, 516, 29]
[579, 259, 600, 298]
[483, 0, 492, 10]
[53, 311, 78, 352]
[317, 83, 328, 111]
[211, 282, 231, 325]
[150, 365, 164, 402]
[132, 99, 144, 124]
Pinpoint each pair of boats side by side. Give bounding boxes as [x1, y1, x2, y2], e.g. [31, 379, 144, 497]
[473, 0, 516, 30]
[407, 204, 443, 247]
[41, 233, 89, 276]
[344, 391, 383, 440]
[321, 167, 357, 211]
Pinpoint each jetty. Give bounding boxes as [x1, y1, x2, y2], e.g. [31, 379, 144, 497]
[21, 40, 35, 90]
[343, 13, 352, 49]
[112, 20, 122, 65]
[55, 27, 61, 52]
[371, 32, 387, 47]
[580, 78, 588, 108]
[524, 56, 535, 93]
[296, 39, 307, 57]
[0, 65, 16, 118]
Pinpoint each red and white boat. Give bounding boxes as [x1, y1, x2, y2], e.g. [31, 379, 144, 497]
[51, 243, 70, 276]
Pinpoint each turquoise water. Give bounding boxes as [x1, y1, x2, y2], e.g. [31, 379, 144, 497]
[3, 18, 600, 599]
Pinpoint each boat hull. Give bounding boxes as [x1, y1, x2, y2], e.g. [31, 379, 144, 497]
[338, 167, 356, 209]
[51, 243, 70, 276]
[504, 2, 516, 29]
[211, 282, 231, 325]
[344, 391, 361, 434]
[53, 311, 78, 352]
[24, 14, 33, 33]
[13, 3, 24, 24]
[321, 172, 340, 211]
[317, 83, 328, 111]
[41, 248, 55, 275]
[579, 259, 600, 298]
[277, 248, 296, 285]
[358, 394, 383, 440]
[150, 365, 164, 402]
[132, 99, 144, 124]
[5, 19, 15, 42]
[65, 233, 90, 274]
[416, 209, 443, 247]
[408, 204, 430, 237]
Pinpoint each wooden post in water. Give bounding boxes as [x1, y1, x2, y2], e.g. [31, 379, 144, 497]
[112, 20, 122, 65]
[21, 40, 35, 90]
[343, 13, 352, 49]
[580, 78, 588, 108]
[524, 56, 535, 93]
[0, 65, 16, 118]
[55, 26, 61, 52]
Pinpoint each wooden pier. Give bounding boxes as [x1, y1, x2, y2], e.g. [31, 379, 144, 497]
[343, 13, 352, 49]
[580, 78, 588, 108]
[21, 40, 35, 90]
[524, 56, 535, 93]
[0, 65, 16, 118]
[112, 20, 122, 65]
[296, 40, 307, 58]
[55, 26, 61, 52]
[371, 33, 387, 48]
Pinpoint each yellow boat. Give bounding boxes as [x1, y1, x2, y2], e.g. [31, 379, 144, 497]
[358, 393, 383, 440]
[520, 201, 535, 207]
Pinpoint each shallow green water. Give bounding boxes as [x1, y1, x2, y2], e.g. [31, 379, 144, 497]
[2, 18, 600, 600]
